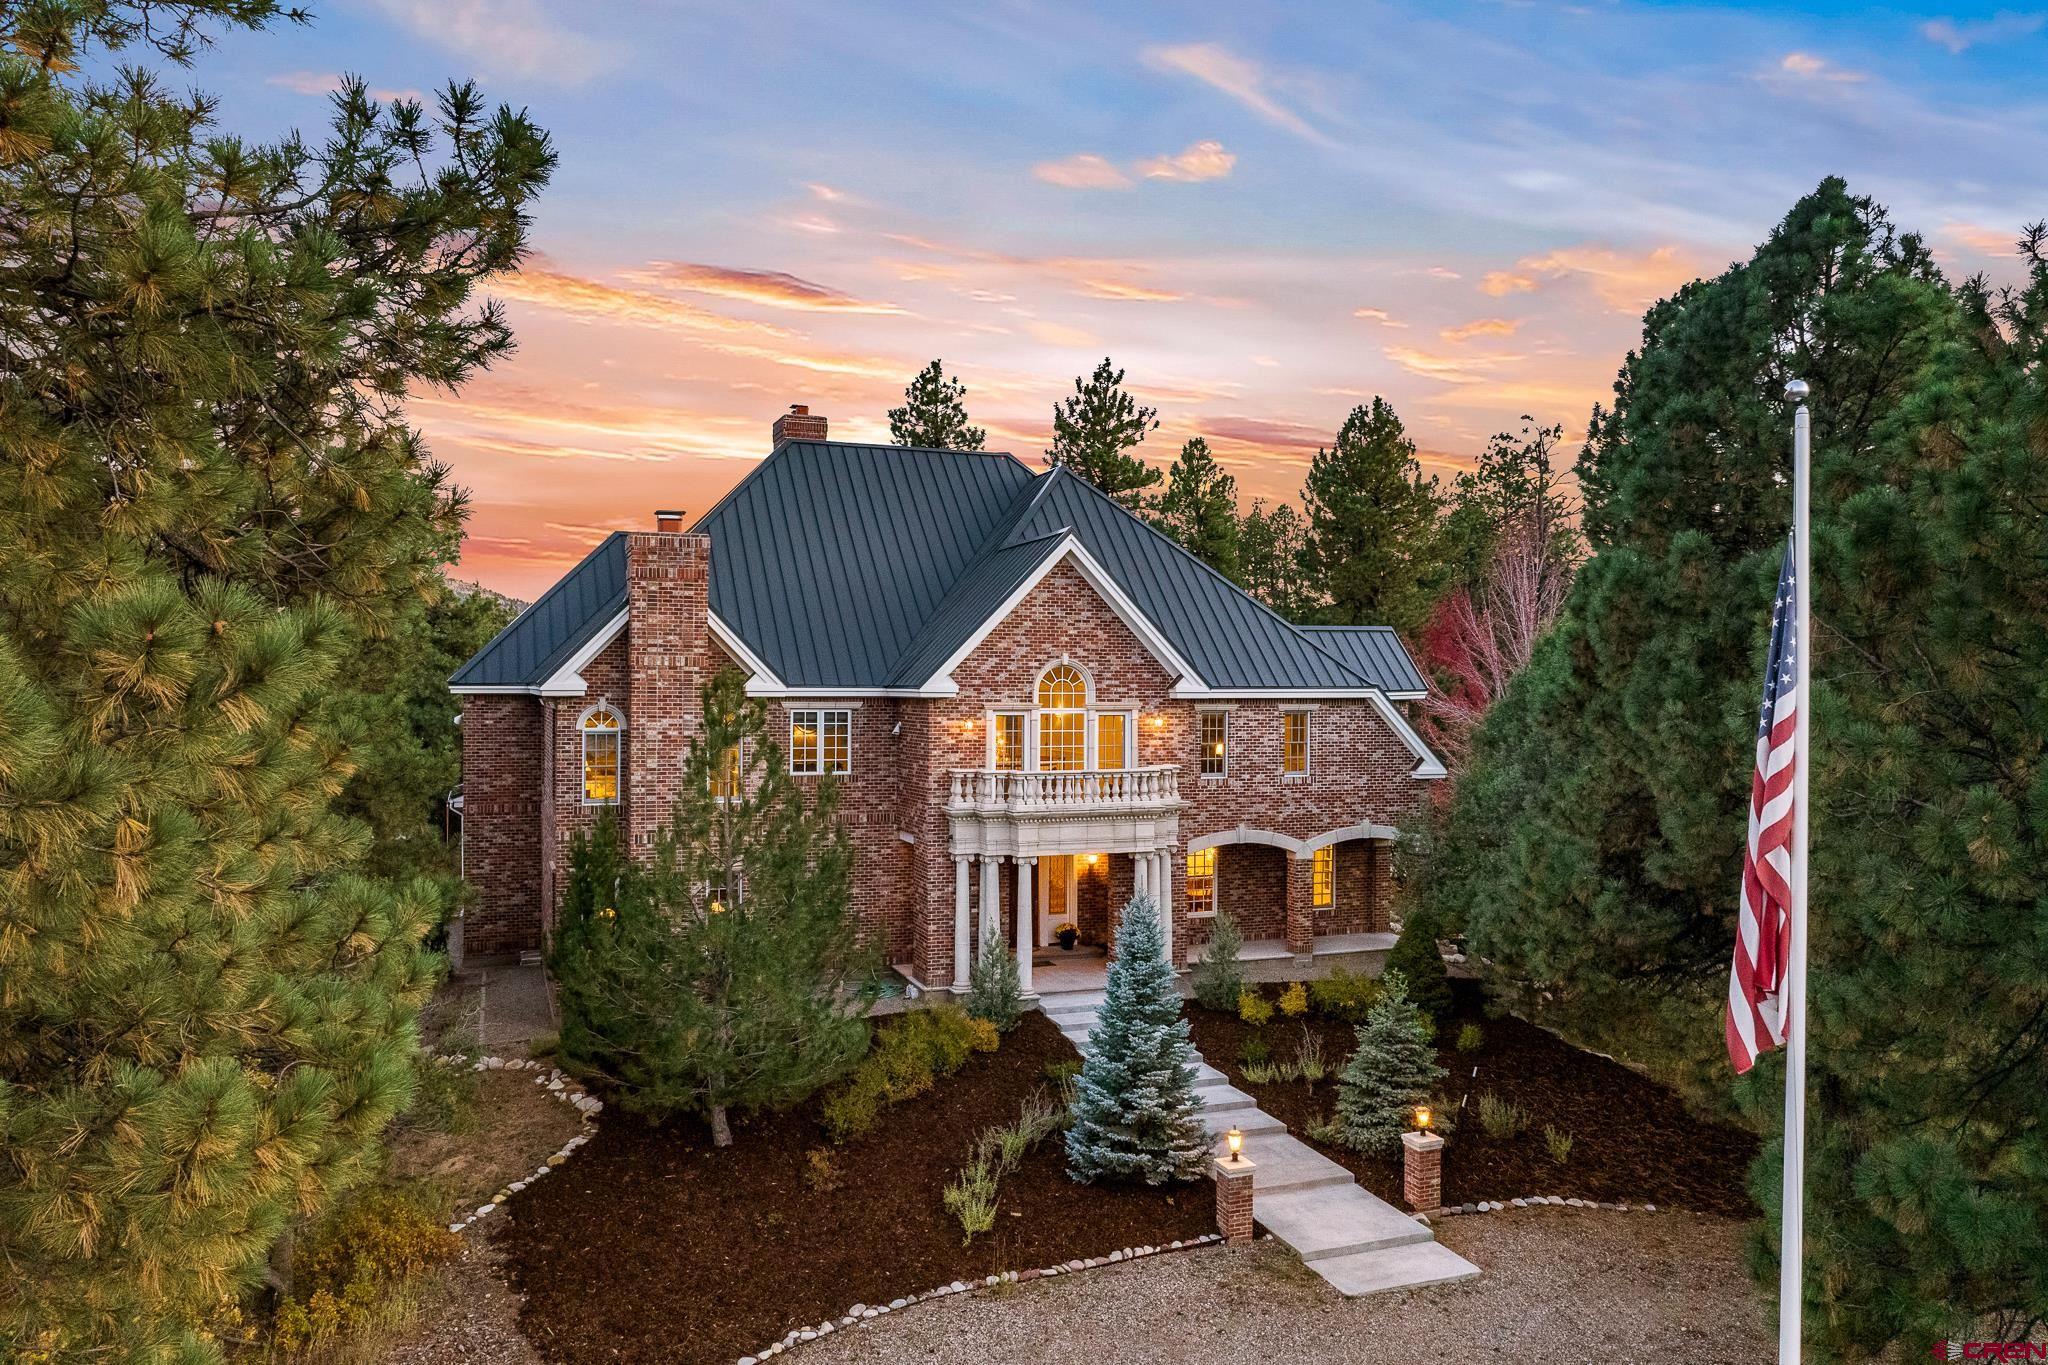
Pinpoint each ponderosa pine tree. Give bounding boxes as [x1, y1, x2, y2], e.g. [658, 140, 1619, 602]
[888, 359, 986, 450]
[1238, 498, 1312, 618]
[1065, 896, 1208, 1185]
[1430, 180, 2048, 1353]
[1045, 357, 1161, 511]
[0, 6, 554, 1358]
[549, 669, 873, 1147]
[1298, 398, 1445, 633]
[1153, 437, 1243, 582]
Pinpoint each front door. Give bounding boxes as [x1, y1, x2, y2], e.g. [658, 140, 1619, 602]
[1039, 854, 1077, 947]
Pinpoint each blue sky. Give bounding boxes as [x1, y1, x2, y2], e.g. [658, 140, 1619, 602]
[189, 1, 2045, 595]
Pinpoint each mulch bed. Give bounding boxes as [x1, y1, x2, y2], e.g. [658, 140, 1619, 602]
[494, 1011, 1211, 1365]
[1188, 979, 1758, 1217]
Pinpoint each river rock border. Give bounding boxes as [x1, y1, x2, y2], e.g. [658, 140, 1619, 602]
[436, 1053, 605, 1235]
[732, 1234, 1226, 1364]
[1432, 1194, 1659, 1217]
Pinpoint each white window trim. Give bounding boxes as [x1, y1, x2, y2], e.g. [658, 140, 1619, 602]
[1091, 708, 1135, 770]
[1198, 707, 1230, 779]
[788, 707, 852, 776]
[1282, 707, 1313, 781]
[987, 709, 1028, 771]
[1186, 847, 1219, 919]
[578, 701, 624, 807]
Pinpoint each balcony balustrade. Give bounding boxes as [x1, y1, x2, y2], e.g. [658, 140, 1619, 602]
[946, 765, 1182, 815]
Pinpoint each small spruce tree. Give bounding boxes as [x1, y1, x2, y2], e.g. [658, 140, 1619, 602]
[1189, 909, 1247, 1012]
[1334, 970, 1446, 1157]
[1384, 907, 1454, 1026]
[966, 936, 1024, 1033]
[887, 359, 986, 450]
[1065, 896, 1209, 1184]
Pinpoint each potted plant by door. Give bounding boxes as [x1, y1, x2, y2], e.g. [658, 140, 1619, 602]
[1056, 925, 1079, 951]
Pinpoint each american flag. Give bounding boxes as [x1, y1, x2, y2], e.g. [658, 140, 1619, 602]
[1727, 535, 1799, 1074]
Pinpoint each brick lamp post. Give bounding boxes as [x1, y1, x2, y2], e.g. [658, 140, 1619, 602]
[1401, 1104, 1444, 1213]
[1213, 1125, 1255, 1243]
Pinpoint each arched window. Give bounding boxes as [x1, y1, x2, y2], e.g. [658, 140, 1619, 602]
[1036, 663, 1088, 771]
[581, 705, 623, 804]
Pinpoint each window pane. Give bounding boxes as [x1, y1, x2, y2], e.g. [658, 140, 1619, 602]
[1312, 846, 1334, 907]
[1041, 711, 1085, 771]
[583, 731, 618, 803]
[790, 710, 819, 774]
[1187, 846, 1215, 914]
[1095, 712, 1125, 770]
[993, 713, 1024, 770]
[823, 710, 850, 774]
[1284, 711, 1309, 774]
[1200, 711, 1228, 776]
[1037, 663, 1086, 708]
[711, 745, 742, 798]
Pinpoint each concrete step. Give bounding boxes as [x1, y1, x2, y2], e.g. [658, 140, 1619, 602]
[1192, 1061, 1227, 1085]
[1311, 1240, 1482, 1298]
[1256, 1185, 1433, 1262]
[1200, 1106, 1285, 1138]
[1043, 1002, 1102, 1024]
[1038, 991, 1107, 1011]
[1193, 1082, 1257, 1114]
[1213, 1132, 1354, 1195]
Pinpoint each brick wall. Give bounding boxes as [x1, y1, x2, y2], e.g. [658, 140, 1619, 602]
[459, 694, 543, 958]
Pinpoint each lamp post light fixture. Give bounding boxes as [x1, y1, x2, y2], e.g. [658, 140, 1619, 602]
[1413, 1104, 1433, 1132]
[1225, 1126, 1245, 1163]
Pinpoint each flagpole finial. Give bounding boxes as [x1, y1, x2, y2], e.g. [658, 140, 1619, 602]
[1784, 378, 1810, 403]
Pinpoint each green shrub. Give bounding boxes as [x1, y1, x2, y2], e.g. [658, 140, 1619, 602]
[1304, 1112, 1344, 1145]
[1477, 1092, 1528, 1140]
[966, 936, 1025, 1032]
[1241, 1060, 1280, 1084]
[1277, 981, 1309, 1017]
[1455, 1023, 1484, 1053]
[822, 1004, 988, 1143]
[1190, 910, 1247, 1011]
[1042, 1058, 1083, 1087]
[272, 1185, 461, 1356]
[942, 1153, 999, 1244]
[1237, 988, 1273, 1027]
[1309, 967, 1378, 1023]
[1240, 1034, 1270, 1067]
[1385, 908, 1454, 1024]
[1544, 1125, 1574, 1164]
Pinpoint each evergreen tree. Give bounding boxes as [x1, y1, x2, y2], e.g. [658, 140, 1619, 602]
[1065, 896, 1208, 1184]
[549, 669, 873, 1147]
[1298, 398, 1445, 633]
[966, 936, 1024, 1033]
[1334, 971, 1444, 1157]
[1431, 181, 2048, 1354]
[1238, 498, 1312, 618]
[1045, 357, 1161, 511]
[0, 5, 553, 1359]
[1189, 909, 1247, 1012]
[1435, 417, 1580, 596]
[888, 359, 986, 450]
[1384, 908, 1453, 1026]
[1153, 437, 1242, 581]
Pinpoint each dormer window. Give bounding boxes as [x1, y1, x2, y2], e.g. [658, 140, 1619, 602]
[580, 704, 623, 805]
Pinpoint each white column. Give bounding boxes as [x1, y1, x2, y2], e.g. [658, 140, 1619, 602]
[1156, 849, 1175, 969]
[952, 856, 972, 991]
[1133, 850, 1151, 901]
[979, 856, 1001, 948]
[1015, 857, 1036, 994]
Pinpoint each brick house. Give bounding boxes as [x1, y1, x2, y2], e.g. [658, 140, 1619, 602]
[449, 406, 1444, 992]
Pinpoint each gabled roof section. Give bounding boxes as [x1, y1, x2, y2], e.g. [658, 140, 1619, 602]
[449, 533, 626, 691]
[885, 527, 1071, 689]
[691, 441, 1036, 690]
[1301, 626, 1429, 697]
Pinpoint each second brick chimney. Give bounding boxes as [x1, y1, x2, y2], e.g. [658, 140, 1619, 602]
[772, 403, 828, 445]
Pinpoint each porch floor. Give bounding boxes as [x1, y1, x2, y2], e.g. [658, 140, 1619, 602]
[1184, 931, 1397, 963]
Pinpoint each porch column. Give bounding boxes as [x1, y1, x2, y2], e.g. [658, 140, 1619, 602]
[1132, 851, 1150, 902]
[979, 855, 1002, 949]
[1285, 851, 1315, 960]
[1155, 848, 1175, 969]
[1014, 856, 1036, 995]
[952, 855, 972, 991]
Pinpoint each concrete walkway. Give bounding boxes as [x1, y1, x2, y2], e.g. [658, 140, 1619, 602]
[1040, 987, 1480, 1298]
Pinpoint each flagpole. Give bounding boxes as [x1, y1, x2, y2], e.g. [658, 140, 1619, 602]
[1779, 378, 1812, 1365]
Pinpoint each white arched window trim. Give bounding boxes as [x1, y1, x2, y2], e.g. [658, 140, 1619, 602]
[981, 659, 1136, 772]
[579, 701, 624, 806]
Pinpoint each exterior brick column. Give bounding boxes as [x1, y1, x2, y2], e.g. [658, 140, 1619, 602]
[623, 530, 711, 859]
[1285, 852, 1314, 958]
[1213, 1153, 1256, 1243]
[1366, 838, 1394, 934]
[1402, 1130, 1444, 1212]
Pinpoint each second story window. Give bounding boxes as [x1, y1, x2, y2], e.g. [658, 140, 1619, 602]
[711, 744, 743, 801]
[1312, 846, 1334, 908]
[1037, 663, 1087, 771]
[1284, 710, 1310, 777]
[1187, 846, 1216, 916]
[581, 704, 622, 805]
[992, 712, 1024, 770]
[790, 709, 850, 775]
[1199, 709, 1228, 777]
[1095, 711, 1127, 770]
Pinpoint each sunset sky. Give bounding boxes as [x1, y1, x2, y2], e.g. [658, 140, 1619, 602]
[197, 1, 2044, 599]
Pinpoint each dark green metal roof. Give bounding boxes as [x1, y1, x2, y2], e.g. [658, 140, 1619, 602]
[1301, 626, 1429, 695]
[451, 440, 1424, 698]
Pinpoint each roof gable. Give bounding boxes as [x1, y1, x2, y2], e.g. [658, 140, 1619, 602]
[448, 533, 626, 691]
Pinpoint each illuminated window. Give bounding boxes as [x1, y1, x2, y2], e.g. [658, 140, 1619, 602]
[1199, 710, 1228, 777]
[790, 709, 850, 775]
[1187, 846, 1216, 916]
[707, 869, 742, 914]
[1095, 712, 1127, 770]
[1312, 846, 1334, 908]
[1036, 663, 1088, 771]
[993, 713, 1024, 770]
[581, 705, 622, 804]
[1284, 711, 1310, 776]
[711, 744, 742, 800]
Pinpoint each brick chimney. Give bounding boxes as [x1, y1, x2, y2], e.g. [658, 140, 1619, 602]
[654, 509, 685, 533]
[771, 404, 828, 445]
[622, 528, 712, 852]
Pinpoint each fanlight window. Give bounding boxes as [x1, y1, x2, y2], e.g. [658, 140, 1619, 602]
[581, 706, 622, 804]
[1036, 664, 1088, 772]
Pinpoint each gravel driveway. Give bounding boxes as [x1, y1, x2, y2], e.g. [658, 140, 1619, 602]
[798, 1208, 1770, 1365]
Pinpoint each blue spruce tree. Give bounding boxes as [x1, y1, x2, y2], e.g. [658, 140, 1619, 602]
[1065, 895, 1209, 1184]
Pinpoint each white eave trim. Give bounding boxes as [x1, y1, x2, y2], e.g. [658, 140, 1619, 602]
[711, 612, 792, 695]
[915, 534, 1206, 695]
[534, 609, 627, 697]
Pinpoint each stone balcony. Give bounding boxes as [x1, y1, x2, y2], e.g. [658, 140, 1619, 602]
[946, 765, 1182, 815]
